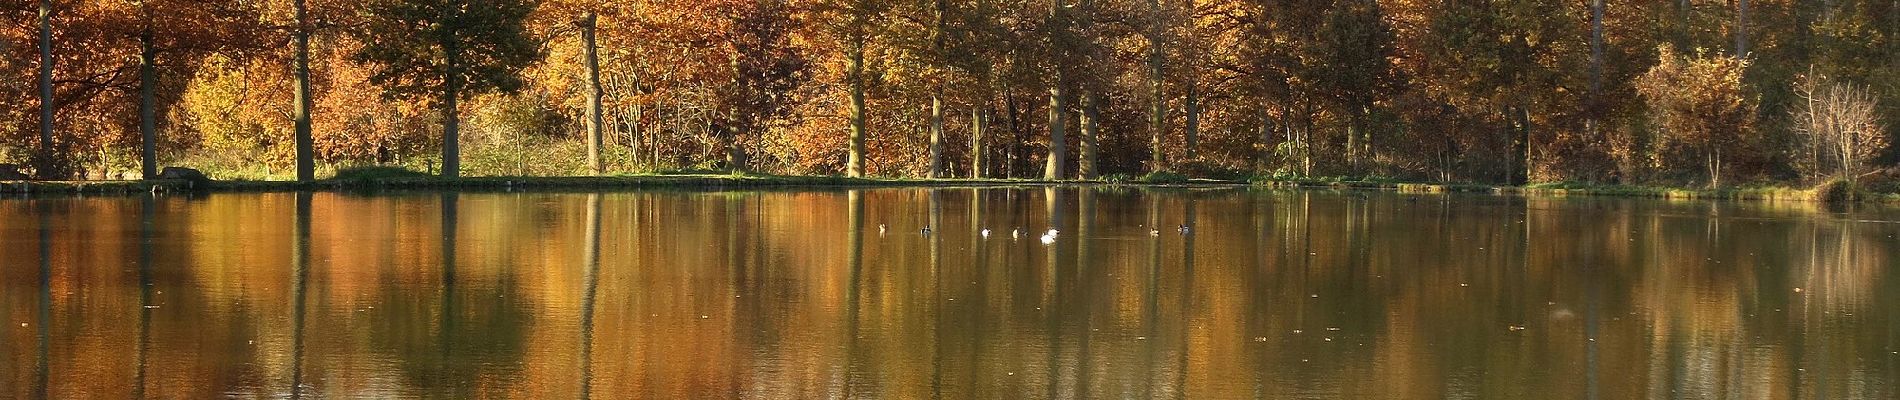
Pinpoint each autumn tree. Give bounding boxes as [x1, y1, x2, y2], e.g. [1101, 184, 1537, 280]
[352, 0, 539, 178]
[1635, 47, 1758, 187]
[535, 0, 634, 175]
[811, 0, 886, 177]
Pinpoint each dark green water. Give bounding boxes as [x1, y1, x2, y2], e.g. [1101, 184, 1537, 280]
[2, 188, 1898, 398]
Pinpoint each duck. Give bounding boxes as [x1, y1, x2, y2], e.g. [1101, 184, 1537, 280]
[1011, 228, 1022, 240]
[921, 226, 933, 235]
[1149, 228, 1161, 236]
[1039, 229, 1060, 244]
[980, 229, 992, 238]
[1178, 224, 1192, 235]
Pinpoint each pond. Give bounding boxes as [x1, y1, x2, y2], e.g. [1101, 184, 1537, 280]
[2, 187, 1898, 398]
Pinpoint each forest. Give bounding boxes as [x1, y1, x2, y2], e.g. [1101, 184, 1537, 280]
[0, 0, 1894, 187]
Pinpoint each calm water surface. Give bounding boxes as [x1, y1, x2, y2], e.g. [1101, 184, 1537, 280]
[2, 188, 1899, 398]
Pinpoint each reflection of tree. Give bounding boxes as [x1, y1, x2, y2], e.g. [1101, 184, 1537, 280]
[1141, 192, 1161, 399]
[290, 192, 311, 399]
[843, 190, 864, 398]
[579, 193, 600, 399]
[35, 203, 52, 399]
[370, 192, 531, 398]
[1041, 187, 1062, 400]
[136, 195, 157, 398]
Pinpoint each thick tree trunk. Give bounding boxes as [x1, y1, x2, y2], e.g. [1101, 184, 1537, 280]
[442, 32, 462, 178]
[37, 0, 56, 178]
[847, 40, 867, 177]
[927, 0, 947, 179]
[1348, 114, 1363, 173]
[293, 0, 315, 181]
[1045, 84, 1067, 180]
[1078, 90, 1099, 179]
[971, 106, 985, 178]
[139, 30, 158, 179]
[582, 11, 605, 175]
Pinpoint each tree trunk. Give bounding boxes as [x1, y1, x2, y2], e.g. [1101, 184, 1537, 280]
[139, 29, 158, 180]
[441, 25, 462, 178]
[971, 106, 985, 178]
[1734, 0, 1749, 58]
[929, 94, 944, 178]
[928, 0, 947, 179]
[723, 123, 747, 168]
[1078, 90, 1099, 179]
[1006, 89, 1021, 179]
[1587, 0, 1604, 145]
[292, 0, 314, 181]
[1708, 146, 1722, 188]
[582, 11, 605, 175]
[1520, 106, 1533, 183]
[1301, 100, 1314, 176]
[1345, 110, 1360, 171]
[1146, 0, 1165, 172]
[847, 38, 867, 177]
[1184, 78, 1199, 161]
[1257, 107, 1272, 170]
[37, 0, 56, 179]
[1045, 84, 1067, 180]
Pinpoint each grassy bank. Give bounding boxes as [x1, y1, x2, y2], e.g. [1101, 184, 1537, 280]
[6, 167, 1898, 205]
[0, 168, 1064, 196]
[1249, 177, 1900, 203]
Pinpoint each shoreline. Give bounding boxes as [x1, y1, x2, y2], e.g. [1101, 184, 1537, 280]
[3, 175, 1896, 204]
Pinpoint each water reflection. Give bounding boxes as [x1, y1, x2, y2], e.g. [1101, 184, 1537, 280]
[1, 188, 1898, 398]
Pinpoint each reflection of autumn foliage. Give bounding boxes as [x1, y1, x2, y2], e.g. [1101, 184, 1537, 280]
[3, 190, 1900, 397]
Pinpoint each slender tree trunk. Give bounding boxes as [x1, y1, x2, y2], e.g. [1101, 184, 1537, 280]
[929, 94, 944, 178]
[1146, 0, 1165, 172]
[293, 0, 315, 181]
[37, 0, 56, 179]
[1301, 100, 1314, 176]
[1588, 0, 1604, 145]
[1045, 84, 1067, 180]
[1257, 107, 1272, 170]
[1078, 90, 1099, 179]
[1006, 88, 1021, 178]
[1184, 77, 1199, 161]
[1521, 106, 1533, 183]
[582, 11, 605, 175]
[139, 29, 158, 179]
[971, 106, 985, 178]
[847, 38, 867, 177]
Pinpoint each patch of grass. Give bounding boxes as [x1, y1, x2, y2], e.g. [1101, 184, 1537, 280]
[333, 165, 436, 181]
[1139, 170, 1190, 184]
